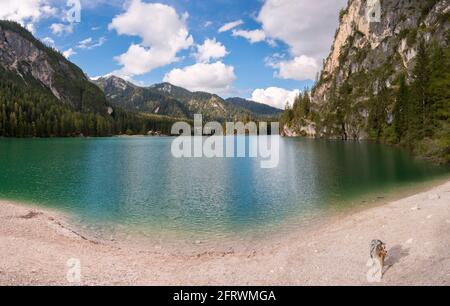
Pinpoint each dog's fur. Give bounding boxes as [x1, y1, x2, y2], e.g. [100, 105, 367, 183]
[370, 240, 387, 269]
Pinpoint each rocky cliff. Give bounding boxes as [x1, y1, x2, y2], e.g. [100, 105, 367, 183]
[283, 0, 450, 163]
[313, 0, 449, 123]
[312, 0, 450, 139]
[0, 21, 109, 114]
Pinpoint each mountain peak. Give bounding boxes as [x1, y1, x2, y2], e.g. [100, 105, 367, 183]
[151, 82, 176, 94]
[94, 75, 136, 91]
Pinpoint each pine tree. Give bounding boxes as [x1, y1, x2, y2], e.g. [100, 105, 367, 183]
[336, 81, 352, 140]
[393, 74, 409, 141]
[302, 91, 311, 118]
[368, 84, 388, 140]
[410, 39, 430, 138]
[281, 102, 294, 127]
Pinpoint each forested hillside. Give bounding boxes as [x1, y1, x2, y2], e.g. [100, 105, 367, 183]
[94, 77, 282, 122]
[0, 21, 179, 137]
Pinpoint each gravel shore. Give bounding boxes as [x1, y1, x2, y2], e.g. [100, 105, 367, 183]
[1, 181, 449, 285]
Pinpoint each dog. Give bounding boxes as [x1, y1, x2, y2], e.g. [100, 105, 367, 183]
[370, 240, 387, 270]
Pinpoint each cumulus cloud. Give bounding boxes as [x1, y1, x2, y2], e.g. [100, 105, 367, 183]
[63, 48, 76, 59]
[255, 0, 347, 80]
[113, 44, 177, 77]
[163, 62, 236, 95]
[50, 23, 74, 35]
[232, 29, 266, 44]
[218, 20, 244, 33]
[251, 87, 300, 109]
[0, 0, 56, 32]
[109, 0, 193, 77]
[194, 38, 228, 63]
[258, 0, 347, 58]
[165, 37, 234, 95]
[267, 55, 319, 81]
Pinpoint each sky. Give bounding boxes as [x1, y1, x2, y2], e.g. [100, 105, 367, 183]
[0, 0, 347, 109]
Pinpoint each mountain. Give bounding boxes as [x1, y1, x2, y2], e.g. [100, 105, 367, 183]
[226, 97, 282, 117]
[0, 20, 279, 139]
[0, 20, 108, 114]
[93, 77, 190, 118]
[94, 77, 233, 120]
[94, 76, 281, 121]
[282, 0, 450, 163]
[150, 83, 234, 120]
[0, 21, 175, 137]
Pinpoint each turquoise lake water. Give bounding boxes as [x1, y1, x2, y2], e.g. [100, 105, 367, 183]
[0, 137, 448, 241]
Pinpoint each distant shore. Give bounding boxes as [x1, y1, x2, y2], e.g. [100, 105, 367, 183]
[0, 180, 449, 285]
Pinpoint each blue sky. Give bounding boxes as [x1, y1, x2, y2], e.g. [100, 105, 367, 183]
[0, 0, 347, 108]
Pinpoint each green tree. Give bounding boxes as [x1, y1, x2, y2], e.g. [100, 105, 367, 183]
[393, 74, 409, 141]
[410, 39, 430, 138]
[368, 84, 388, 140]
[335, 81, 352, 140]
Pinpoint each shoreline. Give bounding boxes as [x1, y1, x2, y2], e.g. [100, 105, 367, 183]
[0, 180, 449, 285]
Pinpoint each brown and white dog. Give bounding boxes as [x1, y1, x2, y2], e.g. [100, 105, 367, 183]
[370, 240, 388, 269]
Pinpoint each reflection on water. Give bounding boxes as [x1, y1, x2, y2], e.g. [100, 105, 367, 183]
[0, 137, 448, 240]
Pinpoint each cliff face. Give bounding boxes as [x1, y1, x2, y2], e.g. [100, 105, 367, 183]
[0, 21, 109, 114]
[307, 0, 449, 141]
[282, 0, 449, 162]
[314, 0, 449, 107]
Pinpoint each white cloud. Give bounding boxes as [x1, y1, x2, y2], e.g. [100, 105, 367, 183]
[267, 55, 319, 81]
[42, 36, 55, 47]
[78, 37, 92, 48]
[77, 37, 106, 50]
[194, 38, 228, 63]
[50, 23, 74, 35]
[232, 29, 266, 44]
[255, 0, 346, 80]
[218, 20, 243, 33]
[63, 48, 76, 59]
[109, 0, 193, 77]
[0, 0, 56, 32]
[113, 43, 181, 77]
[78, 37, 92, 45]
[251, 87, 300, 109]
[163, 62, 236, 95]
[258, 0, 347, 58]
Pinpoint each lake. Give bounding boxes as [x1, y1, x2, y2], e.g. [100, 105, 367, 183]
[0, 137, 448, 244]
